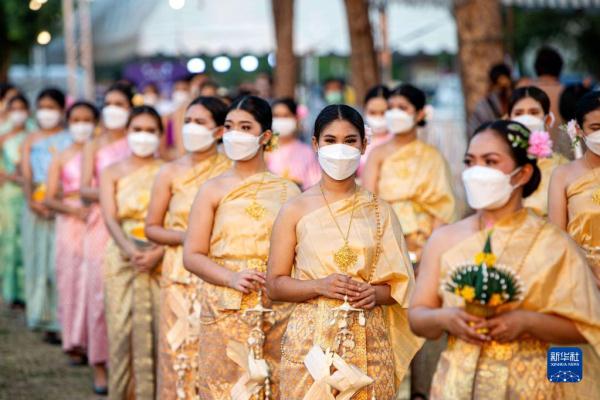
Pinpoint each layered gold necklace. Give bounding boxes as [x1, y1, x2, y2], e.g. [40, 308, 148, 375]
[320, 184, 359, 272]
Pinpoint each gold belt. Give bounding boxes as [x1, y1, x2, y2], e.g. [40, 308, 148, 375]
[212, 256, 267, 272]
[448, 336, 548, 361]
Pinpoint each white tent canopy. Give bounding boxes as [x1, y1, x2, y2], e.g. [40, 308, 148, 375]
[92, 0, 457, 64]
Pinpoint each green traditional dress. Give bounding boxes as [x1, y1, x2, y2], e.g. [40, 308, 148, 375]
[0, 130, 26, 303]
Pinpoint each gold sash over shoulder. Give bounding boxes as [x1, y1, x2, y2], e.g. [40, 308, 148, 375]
[567, 166, 600, 282]
[280, 189, 422, 400]
[431, 209, 600, 400]
[158, 153, 230, 400]
[377, 140, 456, 260]
[197, 172, 300, 399]
[104, 160, 163, 400]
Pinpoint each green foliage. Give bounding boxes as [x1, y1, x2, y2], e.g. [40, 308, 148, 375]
[0, 0, 62, 64]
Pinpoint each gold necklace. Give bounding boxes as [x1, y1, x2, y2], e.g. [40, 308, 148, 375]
[320, 185, 359, 273]
[583, 153, 600, 206]
[245, 172, 268, 220]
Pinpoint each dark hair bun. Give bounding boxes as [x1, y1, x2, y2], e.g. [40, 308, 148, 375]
[575, 90, 600, 127]
[188, 96, 228, 126]
[127, 105, 164, 133]
[37, 87, 66, 109]
[313, 104, 365, 140]
[228, 95, 272, 132]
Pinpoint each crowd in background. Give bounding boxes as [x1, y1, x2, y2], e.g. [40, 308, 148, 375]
[0, 44, 599, 400]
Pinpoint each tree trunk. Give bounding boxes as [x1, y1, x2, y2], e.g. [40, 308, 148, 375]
[454, 0, 504, 120]
[0, 3, 10, 82]
[272, 0, 297, 98]
[344, 0, 379, 105]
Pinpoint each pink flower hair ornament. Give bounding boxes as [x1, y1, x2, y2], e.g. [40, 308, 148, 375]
[506, 123, 553, 160]
[527, 131, 553, 159]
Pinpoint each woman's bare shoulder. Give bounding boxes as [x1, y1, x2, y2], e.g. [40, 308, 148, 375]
[427, 215, 476, 255]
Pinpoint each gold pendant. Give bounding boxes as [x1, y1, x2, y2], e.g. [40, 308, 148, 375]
[333, 243, 358, 272]
[245, 200, 266, 220]
[592, 188, 600, 206]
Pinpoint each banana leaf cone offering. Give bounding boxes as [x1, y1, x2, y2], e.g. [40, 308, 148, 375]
[444, 233, 524, 320]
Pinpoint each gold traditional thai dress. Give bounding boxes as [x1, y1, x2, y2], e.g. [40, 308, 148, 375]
[158, 153, 230, 400]
[197, 172, 300, 399]
[377, 139, 456, 263]
[430, 209, 600, 400]
[280, 189, 422, 400]
[566, 166, 600, 282]
[103, 160, 163, 400]
[523, 153, 568, 216]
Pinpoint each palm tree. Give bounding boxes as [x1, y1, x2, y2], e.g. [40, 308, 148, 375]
[453, 0, 504, 119]
[272, 0, 297, 98]
[344, 0, 379, 104]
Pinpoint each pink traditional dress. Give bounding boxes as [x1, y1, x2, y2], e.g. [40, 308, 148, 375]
[82, 137, 130, 365]
[55, 152, 87, 353]
[266, 138, 320, 190]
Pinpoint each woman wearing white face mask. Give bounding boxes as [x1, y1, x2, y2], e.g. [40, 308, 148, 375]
[77, 83, 133, 392]
[144, 96, 231, 399]
[548, 91, 600, 400]
[509, 86, 567, 217]
[549, 91, 600, 287]
[43, 101, 98, 368]
[100, 106, 165, 399]
[358, 85, 392, 175]
[20, 88, 72, 341]
[0, 93, 31, 308]
[265, 97, 320, 189]
[266, 104, 420, 399]
[410, 119, 600, 399]
[363, 84, 456, 266]
[183, 95, 300, 399]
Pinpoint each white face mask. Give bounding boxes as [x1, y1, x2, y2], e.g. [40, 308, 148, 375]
[69, 122, 95, 143]
[585, 130, 600, 156]
[462, 166, 521, 210]
[9, 110, 28, 126]
[223, 130, 263, 161]
[102, 105, 129, 130]
[272, 117, 297, 137]
[512, 114, 545, 133]
[182, 123, 215, 152]
[172, 90, 190, 106]
[318, 143, 361, 181]
[127, 132, 159, 157]
[36, 109, 62, 130]
[385, 109, 415, 135]
[365, 115, 387, 135]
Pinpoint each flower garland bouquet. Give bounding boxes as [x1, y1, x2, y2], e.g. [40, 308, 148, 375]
[444, 233, 524, 318]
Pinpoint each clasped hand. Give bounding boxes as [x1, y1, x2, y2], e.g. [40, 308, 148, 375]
[316, 273, 377, 310]
[130, 245, 164, 273]
[443, 308, 529, 345]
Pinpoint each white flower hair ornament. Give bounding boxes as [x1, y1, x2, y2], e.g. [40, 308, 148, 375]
[561, 119, 584, 159]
